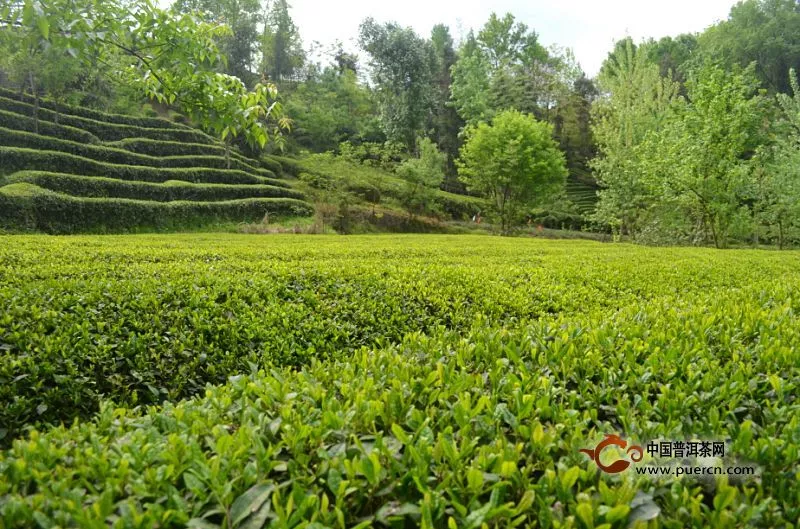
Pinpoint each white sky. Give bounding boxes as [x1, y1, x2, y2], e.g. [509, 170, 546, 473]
[289, 0, 739, 76]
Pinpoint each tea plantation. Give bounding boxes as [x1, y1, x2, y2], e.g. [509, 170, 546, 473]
[0, 234, 797, 528]
[0, 88, 313, 233]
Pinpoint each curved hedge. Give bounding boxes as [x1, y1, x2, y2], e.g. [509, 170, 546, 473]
[0, 184, 313, 233]
[8, 172, 305, 201]
[108, 138, 270, 170]
[0, 109, 100, 145]
[0, 127, 276, 177]
[0, 147, 290, 187]
[0, 87, 191, 130]
[0, 96, 215, 144]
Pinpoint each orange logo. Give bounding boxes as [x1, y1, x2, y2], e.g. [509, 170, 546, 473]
[579, 434, 644, 474]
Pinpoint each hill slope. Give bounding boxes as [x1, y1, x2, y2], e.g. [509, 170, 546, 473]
[0, 88, 313, 233]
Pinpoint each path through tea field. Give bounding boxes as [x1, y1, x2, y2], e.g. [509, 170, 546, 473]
[0, 234, 797, 528]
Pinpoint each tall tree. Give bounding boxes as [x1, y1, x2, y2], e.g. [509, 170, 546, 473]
[261, 0, 305, 84]
[591, 39, 681, 237]
[174, 0, 262, 84]
[358, 18, 434, 150]
[697, 0, 800, 94]
[428, 24, 463, 186]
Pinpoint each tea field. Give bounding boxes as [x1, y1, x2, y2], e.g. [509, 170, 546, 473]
[0, 234, 797, 528]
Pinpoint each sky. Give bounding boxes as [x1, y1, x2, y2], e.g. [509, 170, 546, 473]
[288, 0, 740, 76]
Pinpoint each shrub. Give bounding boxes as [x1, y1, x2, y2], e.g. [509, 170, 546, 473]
[0, 127, 275, 177]
[0, 109, 99, 145]
[0, 236, 796, 527]
[0, 186, 312, 235]
[110, 138, 267, 170]
[8, 172, 304, 201]
[0, 96, 215, 143]
[0, 147, 289, 187]
[0, 87, 190, 130]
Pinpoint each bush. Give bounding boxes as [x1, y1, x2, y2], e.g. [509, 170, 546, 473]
[0, 96, 215, 143]
[529, 210, 587, 231]
[0, 127, 275, 177]
[0, 185, 312, 234]
[0, 147, 288, 187]
[0, 87, 190, 130]
[110, 138, 266, 170]
[268, 155, 303, 176]
[0, 236, 796, 527]
[0, 109, 99, 145]
[8, 172, 304, 201]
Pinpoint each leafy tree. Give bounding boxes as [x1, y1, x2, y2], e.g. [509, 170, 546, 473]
[458, 109, 567, 233]
[645, 63, 769, 248]
[261, 0, 304, 84]
[285, 65, 379, 151]
[428, 24, 463, 187]
[395, 137, 446, 218]
[173, 0, 262, 85]
[591, 39, 681, 237]
[754, 69, 800, 247]
[449, 32, 492, 127]
[697, 0, 800, 94]
[358, 18, 434, 150]
[551, 73, 598, 185]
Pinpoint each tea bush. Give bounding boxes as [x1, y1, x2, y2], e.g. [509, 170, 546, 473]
[7, 172, 304, 201]
[0, 236, 797, 527]
[0, 128, 274, 176]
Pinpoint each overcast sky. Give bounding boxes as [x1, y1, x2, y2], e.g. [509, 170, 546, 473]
[288, 0, 739, 76]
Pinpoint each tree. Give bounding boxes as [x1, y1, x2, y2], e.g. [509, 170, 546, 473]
[697, 0, 800, 94]
[451, 13, 575, 126]
[261, 0, 304, 85]
[591, 39, 681, 237]
[428, 24, 463, 186]
[395, 137, 446, 218]
[754, 69, 800, 247]
[173, 0, 262, 85]
[644, 62, 769, 248]
[358, 18, 434, 151]
[458, 110, 567, 233]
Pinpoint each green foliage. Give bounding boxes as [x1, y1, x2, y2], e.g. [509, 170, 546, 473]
[358, 18, 434, 149]
[0, 187, 311, 234]
[591, 39, 682, 237]
[260, 0, 305, 84]
[697, 0, 800, 94]
[7, 172, 303, 201]
[0, 236, 797, 527]
[0, 127, 275, 176]
[395, 137, 446, 217]
[338, 140, 406, 171]
[0, 147, 287, 186]
[0, 86, 190, 129]
[174, 0, 263, 84]
[109, 138, 268, 170]
[458, 110, 567, 232]
[0, 95, 215, 143]
[0, 108, 100, 144]
[285, 68, 380, 152]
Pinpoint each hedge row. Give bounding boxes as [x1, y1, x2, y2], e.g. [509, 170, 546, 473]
[0, 96, 214, 144]
[0, 87, 190, 130]
[108, 138, 271, 171]
[0, 109, 99, 145]
[269, 154, 302, 176]
[437, 190, 485, 221]
[0, 147, 290, 187]
[0, 127, 276, 177]
[8, 172, 305, 202]
[0, 184, 313, 233]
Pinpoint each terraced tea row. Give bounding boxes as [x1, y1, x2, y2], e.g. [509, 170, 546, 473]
[0, 93, 313, 232]
[0, 235, 796, 528]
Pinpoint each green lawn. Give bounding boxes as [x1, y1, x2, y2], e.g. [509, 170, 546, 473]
[0, 234, 797, 528]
